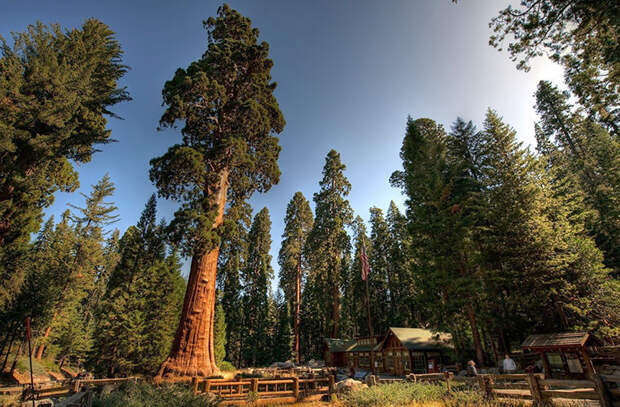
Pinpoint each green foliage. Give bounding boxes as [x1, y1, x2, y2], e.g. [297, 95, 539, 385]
[489, 0, 618, 133]
[242, 207, 273, 366]
[0, 19, 129, 308]
[91, 195, 185, 376]
[92, 382, 214, 407]
[391, 110, 620, 362]
[341, 382, 488, 407]
[149, 4, 285, 258]
[535, 80, 620, 274]
[218, 200, 252, 367]
[214, 301, 227, 365]
[218, 361, 236, 372]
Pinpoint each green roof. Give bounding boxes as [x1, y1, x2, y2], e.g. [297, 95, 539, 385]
[388, 327, 453, 351]
[324, 338, 356, 352]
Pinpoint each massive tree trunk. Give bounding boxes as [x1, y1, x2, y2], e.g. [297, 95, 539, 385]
[156, 170, 229, 378]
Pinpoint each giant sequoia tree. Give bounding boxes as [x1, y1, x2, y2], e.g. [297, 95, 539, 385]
[150, 5, 284, 377]
[306, 150, 353, 339]
[278, 192, 313, 363]
[0, 19, 129, 309]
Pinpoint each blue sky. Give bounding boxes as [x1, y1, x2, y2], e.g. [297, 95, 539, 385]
[1, 0, 564, 282]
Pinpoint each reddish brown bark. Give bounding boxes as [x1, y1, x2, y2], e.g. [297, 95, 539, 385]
[466, 303, 485, 366]
[34, 325, 52, 359]
[156, 170, 229, 378]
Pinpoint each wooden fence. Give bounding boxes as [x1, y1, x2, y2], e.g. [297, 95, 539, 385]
[377, 372, 619, 406]
[192, 375, 335, 405]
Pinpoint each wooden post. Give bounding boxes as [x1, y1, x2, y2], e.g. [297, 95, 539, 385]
[293, 376, 299, 399]
[72, 379, 81, 394]
[192, 377, 198, 395]
[329, 375, 335, 394]
[251, 378, 258, 393]
[581, 348, 596, 379]
[592, 373, 613, 407]
[204, 379, 211, 394]
[443, 371, 452, 392]
[526, 374, 545, 406]
[478, 376, 493, 399]
[539, 351, 551, 379]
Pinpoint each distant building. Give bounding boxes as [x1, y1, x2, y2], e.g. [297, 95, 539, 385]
[521, 331, 602, 379]
[325, 327, 453, 375]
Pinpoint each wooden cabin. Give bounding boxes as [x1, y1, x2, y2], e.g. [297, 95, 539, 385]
[378, 328, 453, 375]
[521, 332, 602, 379]
[323, 338, 356, 367]
[340, 328, 453, 375]
[345, 336, 382, 371]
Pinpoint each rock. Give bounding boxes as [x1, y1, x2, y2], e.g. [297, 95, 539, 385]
[335, 378, 368, 393]
[307, 359, 325, 368]
[364, 374, 377, 386]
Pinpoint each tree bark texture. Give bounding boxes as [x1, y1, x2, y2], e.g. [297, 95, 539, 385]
[156, 170, 229, 378]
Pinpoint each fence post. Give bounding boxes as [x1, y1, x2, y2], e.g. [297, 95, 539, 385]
[592, 373, 613, 407]
[192, 377, 198, 395]
[251, 378, 258, 393]
[443, 372, 452, 392]
[204, 379, 211, 394]
[329, 375, 335, 394]
[293, 376, 299, 399]
[477, 376, 493, 399]
[526, 374, 545, 406]
[73, 379, 81, 394]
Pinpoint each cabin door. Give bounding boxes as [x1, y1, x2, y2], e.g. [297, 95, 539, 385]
[427, 358, 439, 373]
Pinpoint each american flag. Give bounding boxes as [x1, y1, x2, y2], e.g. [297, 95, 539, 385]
[360, 244, 370, 281]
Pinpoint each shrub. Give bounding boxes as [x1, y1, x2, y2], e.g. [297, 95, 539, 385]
[92, 381, 215, 407]
[219, 361, 236, 372]
[340, 382, 530, 407]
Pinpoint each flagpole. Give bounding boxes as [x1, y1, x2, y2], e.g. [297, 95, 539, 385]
[26, 316, 35, 407]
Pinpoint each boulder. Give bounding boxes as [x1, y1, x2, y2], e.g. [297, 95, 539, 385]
[335, 378, 368, 393]
[307, 359, 325, 368]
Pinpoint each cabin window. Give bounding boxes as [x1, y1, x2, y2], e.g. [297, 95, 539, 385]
[387, 351, 394, 369]
[359, 352, 370, 368]
[565, 353, 583, 374]
[547, 353, 564, 374]
[411, 352, 425, 373]
[402, 351, 410, 371]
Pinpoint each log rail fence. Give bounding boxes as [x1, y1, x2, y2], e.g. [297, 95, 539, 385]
[377, 372, 619, 407]
[2, 372, 619, 406]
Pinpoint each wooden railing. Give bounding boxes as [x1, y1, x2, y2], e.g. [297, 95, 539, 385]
[375, 372, 618, 407]
[194, 375, 335, 406]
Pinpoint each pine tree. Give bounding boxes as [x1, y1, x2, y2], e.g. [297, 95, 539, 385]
[278, 192, 313, 363]
[306, 150, 353, 340]
[535, 81, 620, 273]
[0, 20, 129, 308]
[213, 300, 227, 366]
[385, 201, 413, 327]
[35, 175, 118, 360]
[92, 195, 185, 375]
[218, 200, 251, 367]
[368, 207, 390, 334]
[272, 292, 293, 363]
[489, 0, 619, 133]
[150, 4, 285, 377]
[346, 216, 370, 336]
[242, 208, 273, 367]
